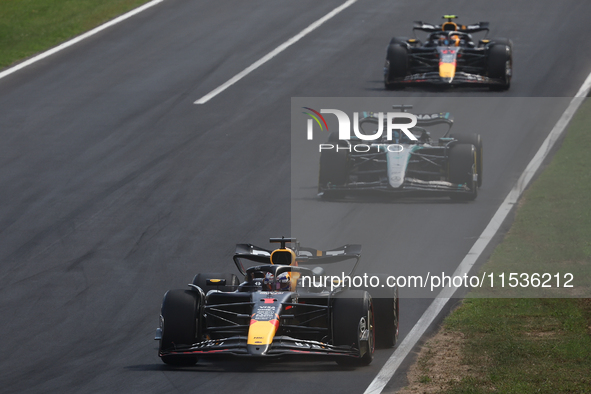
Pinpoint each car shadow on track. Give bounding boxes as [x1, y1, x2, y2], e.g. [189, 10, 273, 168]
[295, 193, 475, 205]
[127, 360, 346, 373]
[364, 79, 497, 94]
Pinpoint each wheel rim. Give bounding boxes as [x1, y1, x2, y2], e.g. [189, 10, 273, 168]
[358, 305, 375, 355]
[504, 59, 512, 85]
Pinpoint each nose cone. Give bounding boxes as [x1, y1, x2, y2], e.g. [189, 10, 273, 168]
[247, 319, 279, 356]
[247, 344, 271, 356]
[439, 63, 456, 82]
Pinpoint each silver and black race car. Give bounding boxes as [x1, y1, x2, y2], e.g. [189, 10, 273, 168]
[156, 238, 399, 366]
[318, 106, 483, 201]
[384, 15, 512, 90]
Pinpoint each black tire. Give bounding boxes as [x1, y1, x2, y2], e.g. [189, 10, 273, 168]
[159, 289, 200, 366]
[359, 276, 399, 348]
[449, 133, 483, 187]
[490, 38, 513, 50]
[479, 38, 513, 49]
[384, 44, 408, 90]
[488, 39, 512, 91]
[332, 290, 375, 366]
[389, 37, 409, 46]
[318, 132, 348, 196]
[192, 272, 240, 294]
[448, 144, 478, 201]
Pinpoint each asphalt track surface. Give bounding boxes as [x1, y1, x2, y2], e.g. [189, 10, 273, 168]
[1, 0, 590, 393]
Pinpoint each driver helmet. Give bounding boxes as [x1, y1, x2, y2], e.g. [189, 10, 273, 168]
[263, 272, 291, 291]
[439, 36, 451, 46]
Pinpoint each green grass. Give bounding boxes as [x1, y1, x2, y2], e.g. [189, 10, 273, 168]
[443, 298, 591, 393]
[435, 100, 591, 393]
[419, 375, 432, 384]
[472, 99, 591, 298]
[0, 0, 153, 69]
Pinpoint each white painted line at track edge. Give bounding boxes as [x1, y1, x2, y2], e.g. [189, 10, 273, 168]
[0, 0, 165, 81]
[193, 0, 359, 105]
[364, 73, 591, 394]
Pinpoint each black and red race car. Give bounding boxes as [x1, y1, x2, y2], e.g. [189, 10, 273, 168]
[384, 15, 512, 90]
[155, 238, 399, 366]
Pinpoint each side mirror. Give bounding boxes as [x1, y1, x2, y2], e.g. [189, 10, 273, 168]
[206, 279, 227, 286]
[312, 267, 325, 276]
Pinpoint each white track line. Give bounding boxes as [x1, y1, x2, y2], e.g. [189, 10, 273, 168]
[193, 0, 358, 105]
[0, 0, 165, 81]
[364, 74, 591, 394]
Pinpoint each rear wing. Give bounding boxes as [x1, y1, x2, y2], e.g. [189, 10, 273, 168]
[413, 21, 489, 34]
[233, 242, 362, 276]
[415, 112, 454, 134]
[297, 244, 362, 264]
[234, 243, 272, 264]
[359, 110, 454, 137]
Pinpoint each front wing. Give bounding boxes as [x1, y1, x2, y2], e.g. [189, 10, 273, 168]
[159, 335, 360, 359]
[319, 177, 472, 195]
[390, 71, 505, 86]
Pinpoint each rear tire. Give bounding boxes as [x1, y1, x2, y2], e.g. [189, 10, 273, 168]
[159, 289, 201, 366]
[449, 144, 478, 201]
[192, 272, 240, 294]
[333, 291, 375, 366]
[384, 44, 408, 90]
[449, 133, 483, 187]
[488, 39, 512, 91]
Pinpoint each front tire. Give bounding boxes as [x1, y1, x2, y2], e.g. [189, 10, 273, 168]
[388, 37, 409, 46]
[372, 288, 399, 348]
[357, 274, 399, 348]
[449, 144, 478, 201]
[449, 133, 483, 187]
[159, 289, 201, 366]
[332, 291, 375, 366]
[488, 39, 512, 91]
[384, 44, 408, 90]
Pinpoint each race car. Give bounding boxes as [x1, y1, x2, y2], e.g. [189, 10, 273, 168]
[318, 106, 483, 201]
[155, 237, 399, 366]
[384, 15, 512, 90]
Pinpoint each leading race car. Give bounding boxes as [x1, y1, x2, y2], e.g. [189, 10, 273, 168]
[318, 105, 483, 201]
[156, 237, 399, 366]
[384, 15, 513, 90]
